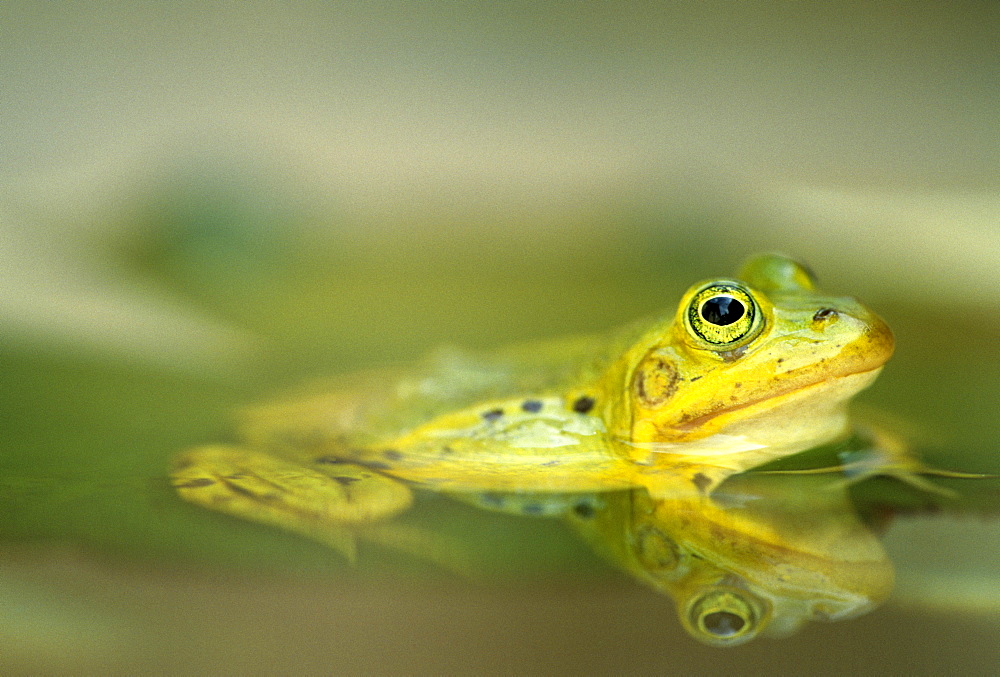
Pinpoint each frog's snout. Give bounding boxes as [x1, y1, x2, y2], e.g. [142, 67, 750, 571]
[828, 299, 895, 371]
[857, 310, 895, 367]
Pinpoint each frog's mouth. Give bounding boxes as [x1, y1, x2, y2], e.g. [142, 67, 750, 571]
[670, 365, 885, 435]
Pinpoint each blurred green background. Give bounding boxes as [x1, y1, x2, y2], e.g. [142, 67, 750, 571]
[1, 3, 997, 675]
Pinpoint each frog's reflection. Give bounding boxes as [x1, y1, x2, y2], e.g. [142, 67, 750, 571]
[566, 472, 893, 646]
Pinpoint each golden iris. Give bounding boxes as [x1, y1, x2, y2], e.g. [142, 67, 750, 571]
[687, 284, 760, 346]
[687, 588, 760, 644]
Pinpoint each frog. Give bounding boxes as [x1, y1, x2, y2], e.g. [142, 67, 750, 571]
[172, 253, 920, 637]
[174, 252, 896, 500]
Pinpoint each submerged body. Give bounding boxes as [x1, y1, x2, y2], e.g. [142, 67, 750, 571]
[173, 254, 906, 644]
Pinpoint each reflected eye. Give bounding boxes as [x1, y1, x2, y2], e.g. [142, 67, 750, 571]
[685, 588, 762, 646]
[702, 610, 746, 636]
[687, 284, 761, 347]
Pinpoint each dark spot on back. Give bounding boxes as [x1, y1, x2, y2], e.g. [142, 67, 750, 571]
[573, 502, 595, 519]
[174, 477, 216, 489]
[692, 472, 712, 493]
[332, 475, 361, 486]
[522, 503, 544, 515]
[572, 396, 595, 414]
[481, 492, 505, 507]
[521, 399, 543, 413]
[315, 456, 346, 465]
[382, 449, 403, 461]
[689, 375, 703, 382]
[482, 408, 504, 422]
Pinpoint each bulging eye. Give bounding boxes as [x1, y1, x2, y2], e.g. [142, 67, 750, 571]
[685, 588, 763, 646]
[686, 284, 761, 347]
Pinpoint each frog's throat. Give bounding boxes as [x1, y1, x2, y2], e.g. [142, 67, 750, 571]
[669, 366, 883, 435]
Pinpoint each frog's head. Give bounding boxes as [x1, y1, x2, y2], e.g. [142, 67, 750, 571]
[606, 254, 894, 460]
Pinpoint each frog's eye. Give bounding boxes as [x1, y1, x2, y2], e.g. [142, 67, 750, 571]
[684, 588, 763, 646]
[686, 284, 761, 347]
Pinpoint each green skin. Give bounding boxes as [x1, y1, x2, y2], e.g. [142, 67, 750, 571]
[172, 253, 943, 646]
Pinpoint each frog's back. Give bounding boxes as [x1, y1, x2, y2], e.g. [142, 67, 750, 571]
[239, 320, 651, 461]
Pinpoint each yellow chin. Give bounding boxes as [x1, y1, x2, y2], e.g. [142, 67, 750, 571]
[629, 368, 883, 464]
[696, 368, 883, 452]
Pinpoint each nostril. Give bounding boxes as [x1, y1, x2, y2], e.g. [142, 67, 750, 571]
[812, 308, 839, 323]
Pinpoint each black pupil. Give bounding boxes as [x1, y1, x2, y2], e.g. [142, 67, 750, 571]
[701, 296, 745, 326]
[702, 611, 746, 637]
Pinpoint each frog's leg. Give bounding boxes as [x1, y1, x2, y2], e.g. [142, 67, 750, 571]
[839, 426, 989, 496]
[171, 444, 414, 561]
[760, 427, 989, 497]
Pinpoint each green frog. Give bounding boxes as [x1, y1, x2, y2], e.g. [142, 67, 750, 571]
[172, 253, 932, 643]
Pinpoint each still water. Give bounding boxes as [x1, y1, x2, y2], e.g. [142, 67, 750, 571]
[1, 192, 997, 673]
[3, 3, 998, 673]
